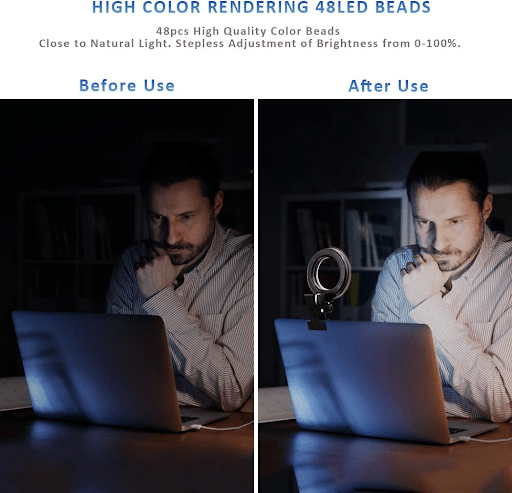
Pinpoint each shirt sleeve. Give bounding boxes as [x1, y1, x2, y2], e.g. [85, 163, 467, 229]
[410, 294, 512, 423]
[371, 254, 405, 323]
[141, 270, 254, 412]
[106, 248, 140, 314]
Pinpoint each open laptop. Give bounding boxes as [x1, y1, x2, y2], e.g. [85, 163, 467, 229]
[274, 318, 498, 444]
[11, 311, 228, 432]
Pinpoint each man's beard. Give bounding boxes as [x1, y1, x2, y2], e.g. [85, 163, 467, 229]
[419, 221, 484, 272]
[158, 216, 216, 266]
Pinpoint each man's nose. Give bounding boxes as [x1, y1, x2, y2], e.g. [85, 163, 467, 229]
[430, 224, 449, 252]
[166, 221, 181, 246]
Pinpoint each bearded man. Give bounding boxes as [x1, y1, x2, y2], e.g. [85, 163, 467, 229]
[107, 143, 253, 411]
[372, 152, 512, 423]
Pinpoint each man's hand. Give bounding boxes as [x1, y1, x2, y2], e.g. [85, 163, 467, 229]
[401, 251, 450, 308]
[135, 246, 182, 299]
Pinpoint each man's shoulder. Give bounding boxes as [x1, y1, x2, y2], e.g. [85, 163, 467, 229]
[382, 245, 420, 271]
[217, 227, 253, 276]
[492, 231, 512, 258]
[222, 228, 253, 254]
[116, 240, 151, 263]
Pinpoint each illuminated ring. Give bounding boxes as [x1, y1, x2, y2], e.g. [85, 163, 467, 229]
[306, 247, 352, 301]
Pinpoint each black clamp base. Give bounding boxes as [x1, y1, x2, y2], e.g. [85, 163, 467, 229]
[304, 293, 334, 331]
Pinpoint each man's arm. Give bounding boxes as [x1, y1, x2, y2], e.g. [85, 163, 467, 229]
[392, 249, 512, 422]
[106, 243, 254, 412]
[371, 251, 409, 323]
[142, 274, 253, 411]
[371, 247, 512, 422]
[106, 246, 142, 315]
[410, 294, 512, 423]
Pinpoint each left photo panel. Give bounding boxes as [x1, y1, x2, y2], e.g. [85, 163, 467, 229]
[2, 100, 254, 492]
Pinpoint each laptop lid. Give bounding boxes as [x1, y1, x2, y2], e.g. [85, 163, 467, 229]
[12, 311, 227, 432]
[274, 318, 497, 445]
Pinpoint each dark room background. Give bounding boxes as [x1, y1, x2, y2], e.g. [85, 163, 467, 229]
[3, 100, 254, 378]
[4, 100, 512, 388]
[259, 100, 512, 388]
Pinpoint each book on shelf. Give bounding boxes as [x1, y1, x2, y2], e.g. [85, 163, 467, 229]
[97, 208, 113, 261]
[345, 210, 396, 269]
[362, 211, 372, 268]
[34, 203, 53, 260]
[81, 205, 114, 262]
[33, 203, 75, 261]
[345, 210, 363, 269]
[371, 223, 396, 267]
[81, 205, 97, 261]
[315, 221, 333, 250]
[368, 222, 379, 267]
[296, 207, 318, 265]
[53, 215, 72, 260]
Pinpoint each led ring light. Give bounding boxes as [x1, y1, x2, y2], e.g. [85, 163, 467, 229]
[306, 247, 352, 301]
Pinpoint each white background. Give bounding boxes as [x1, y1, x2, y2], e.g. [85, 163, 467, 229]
[3, 0, 511, 98]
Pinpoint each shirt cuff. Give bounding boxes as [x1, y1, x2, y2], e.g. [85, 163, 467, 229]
[142, 285, 189, 326]
[409, 293, 459, 340]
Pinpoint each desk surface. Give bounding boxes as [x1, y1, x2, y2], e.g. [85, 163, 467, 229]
[0, 408, 253, 493]
[259, 419, 512, 493]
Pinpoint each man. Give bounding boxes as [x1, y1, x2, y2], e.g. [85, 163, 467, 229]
[372, 152, 512, 423]
[106, 143, 253, 411]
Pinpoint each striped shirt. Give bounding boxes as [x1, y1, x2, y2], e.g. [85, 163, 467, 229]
[372, 225, 512, 423]
[106, 221, 253, 411]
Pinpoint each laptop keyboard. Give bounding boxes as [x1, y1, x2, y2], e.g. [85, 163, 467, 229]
[449, 427, 468, 434]
[180, 415, 199, 423]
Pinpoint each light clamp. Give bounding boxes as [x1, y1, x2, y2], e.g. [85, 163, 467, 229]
[304, 247, 352, 330]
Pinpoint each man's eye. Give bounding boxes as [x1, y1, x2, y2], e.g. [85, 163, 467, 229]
[450, 220, 460, 225]
[182, 214, 193, 220]
[417, 220, 429, 226]
[151, 215, 162, 221]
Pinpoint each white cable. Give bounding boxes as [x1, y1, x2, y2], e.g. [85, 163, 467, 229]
[460, 436, 512, 443]
[190, 420, 254, 431]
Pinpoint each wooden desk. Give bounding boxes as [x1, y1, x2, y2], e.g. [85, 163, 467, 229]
[0, 409, 253, 493]
[259, 420, 512, 493]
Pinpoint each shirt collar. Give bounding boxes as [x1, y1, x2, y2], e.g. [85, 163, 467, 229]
[463, 225, 495, 284]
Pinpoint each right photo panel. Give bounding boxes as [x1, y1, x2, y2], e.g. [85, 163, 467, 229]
[258, 100, 512, 493]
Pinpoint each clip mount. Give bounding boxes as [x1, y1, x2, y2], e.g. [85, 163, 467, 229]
[304, 247, 351, 330]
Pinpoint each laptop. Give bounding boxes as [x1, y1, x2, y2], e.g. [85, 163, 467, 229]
[11, 311, 228, 432]
[274, 318, 498, 444]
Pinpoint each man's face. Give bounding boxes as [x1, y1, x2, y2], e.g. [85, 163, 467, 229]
[146, 178, 223, 267]
[411, 181, 492, 272]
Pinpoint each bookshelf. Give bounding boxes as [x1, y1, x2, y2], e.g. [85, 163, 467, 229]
[17, 187, 145, 313]
[280, 185, 512, 322]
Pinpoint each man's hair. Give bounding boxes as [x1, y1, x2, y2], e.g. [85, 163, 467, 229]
[406, 152, 489, 208]
[140, 142, 219, 206]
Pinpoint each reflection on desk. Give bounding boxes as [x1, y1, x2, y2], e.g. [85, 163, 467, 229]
[259, 420, 512, 493]
[0, 408, 253, 493]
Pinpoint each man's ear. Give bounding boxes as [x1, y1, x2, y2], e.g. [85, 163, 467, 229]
[482, 192, 493, 222]
[213, 189, 224, 216]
